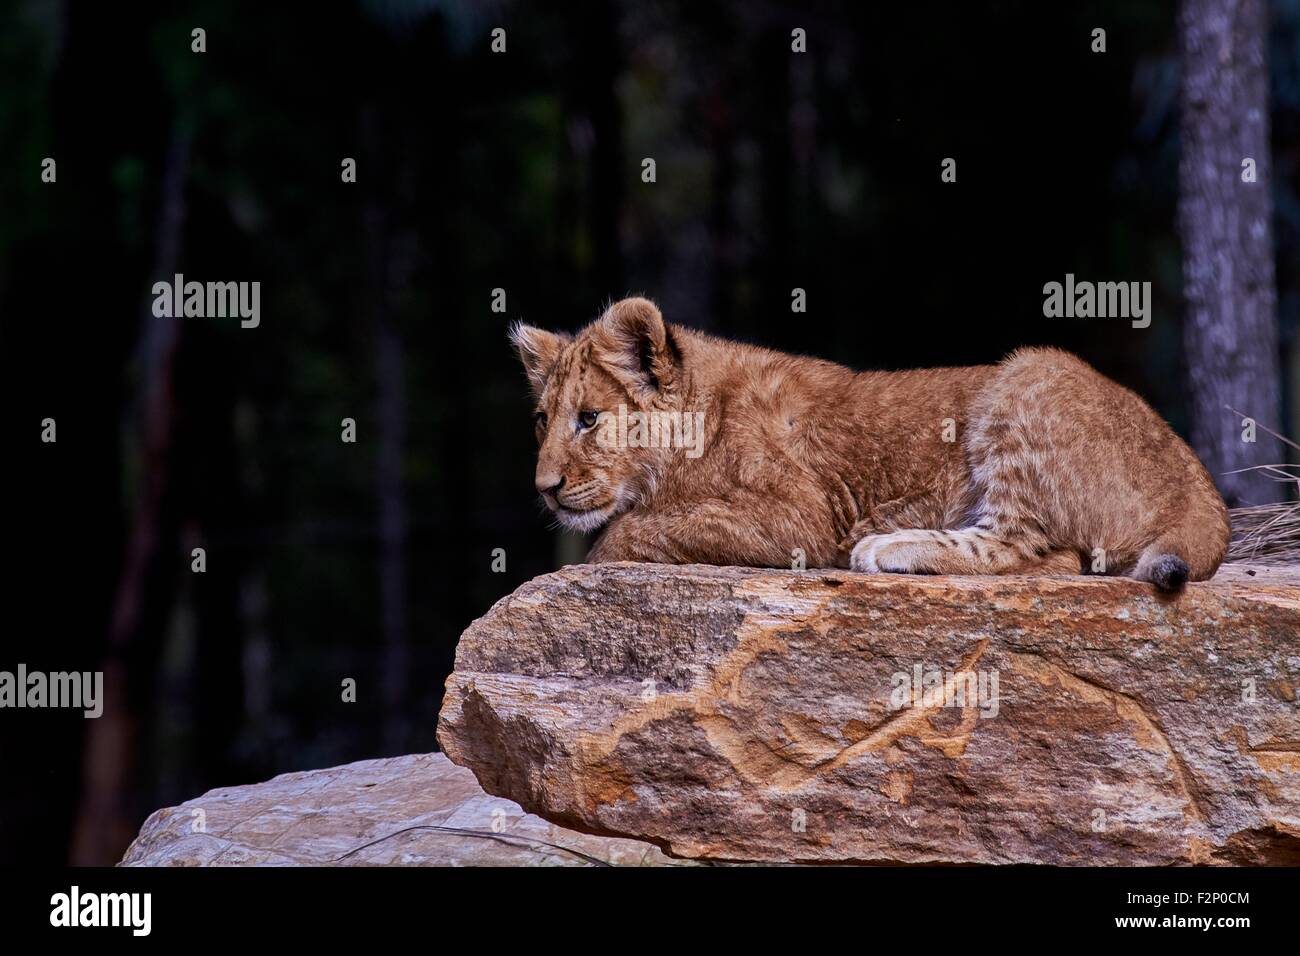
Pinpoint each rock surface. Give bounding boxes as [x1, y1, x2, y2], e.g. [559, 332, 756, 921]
[437, 563, 1300, 865]
[120, 752, 685, 866]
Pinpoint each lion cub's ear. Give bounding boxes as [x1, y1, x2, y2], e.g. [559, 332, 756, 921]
[592, 297, 679, 398]
[510, 323, 570, 396]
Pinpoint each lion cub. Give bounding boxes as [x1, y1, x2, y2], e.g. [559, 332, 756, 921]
[513, 297, 1229, 590]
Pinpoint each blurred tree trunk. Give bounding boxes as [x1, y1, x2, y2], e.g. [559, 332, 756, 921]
[362, 106, 412, 753]
[706, 74, 737, 334]
[374, 314, 409, 753]
[71, 125, 191, 864]
[757, 25, 793, 335]
[586, 0, 625, 300]
[1178, 0, 1284, 506]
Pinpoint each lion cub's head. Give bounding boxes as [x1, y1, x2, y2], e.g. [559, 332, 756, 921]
[510, 297, 685, 533]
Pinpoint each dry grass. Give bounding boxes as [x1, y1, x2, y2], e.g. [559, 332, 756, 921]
[1220, 409, 1300, 566]
[1228, 499, 1300, 565]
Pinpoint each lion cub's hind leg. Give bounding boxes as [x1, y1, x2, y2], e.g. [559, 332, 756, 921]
[849, 527, 1081, 577]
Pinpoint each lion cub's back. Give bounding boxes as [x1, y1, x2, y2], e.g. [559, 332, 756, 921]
[969, 347, 1227, 562]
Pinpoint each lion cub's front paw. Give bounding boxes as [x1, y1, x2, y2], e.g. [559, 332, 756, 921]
[849, 531, 931, 574]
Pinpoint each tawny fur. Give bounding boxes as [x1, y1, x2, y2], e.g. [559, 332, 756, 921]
[512, 297, 1230, 588]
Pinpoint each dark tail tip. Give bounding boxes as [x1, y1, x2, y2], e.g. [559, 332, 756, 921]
[1149, 554, 1190, 592]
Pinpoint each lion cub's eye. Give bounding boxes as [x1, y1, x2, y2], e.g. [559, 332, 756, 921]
[534, 411, 547, 430]
[577, 410, 599, 430]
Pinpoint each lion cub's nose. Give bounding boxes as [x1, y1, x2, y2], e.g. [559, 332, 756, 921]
[537, 474, 565, 497]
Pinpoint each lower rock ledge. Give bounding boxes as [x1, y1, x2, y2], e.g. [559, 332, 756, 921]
[436, 562, 1300, 865]
[119, 753, 687, 866]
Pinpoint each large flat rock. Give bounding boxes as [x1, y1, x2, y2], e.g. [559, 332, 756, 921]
[120, 752, 686, 866]
[437, 563, 1300, 864]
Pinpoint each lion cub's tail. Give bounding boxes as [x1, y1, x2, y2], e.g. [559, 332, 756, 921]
[1133, 552, 1191, 592]
[1131, 496, 1230, 592]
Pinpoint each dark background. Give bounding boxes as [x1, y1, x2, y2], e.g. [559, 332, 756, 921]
[2, 0, 1298, 864]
